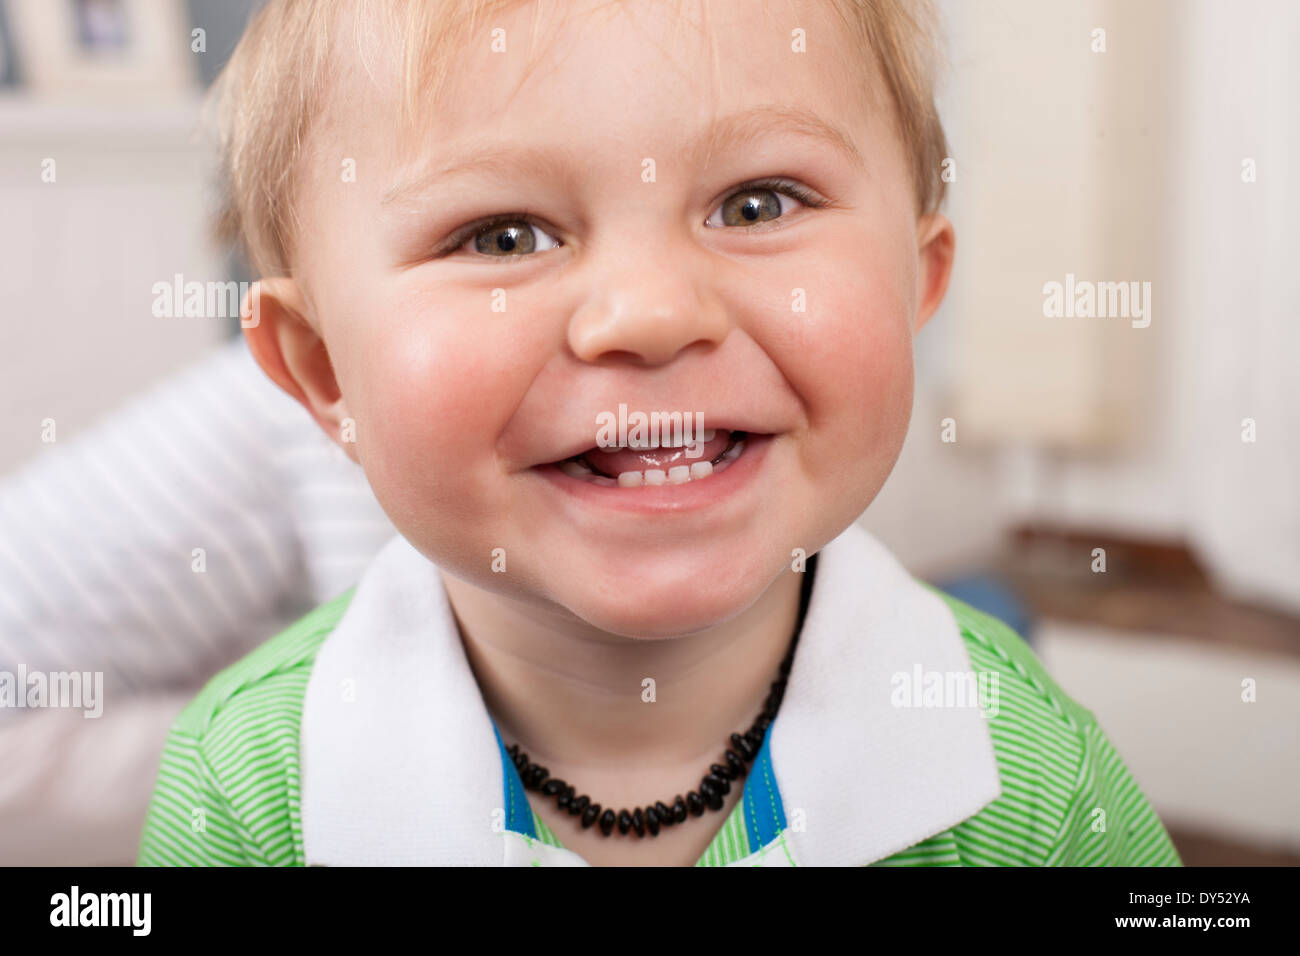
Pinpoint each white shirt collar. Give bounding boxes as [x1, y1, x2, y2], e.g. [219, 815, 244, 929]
[301, 522, 1001, 866]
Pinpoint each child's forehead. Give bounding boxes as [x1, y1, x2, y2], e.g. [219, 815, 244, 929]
[318, 0, 885, 172]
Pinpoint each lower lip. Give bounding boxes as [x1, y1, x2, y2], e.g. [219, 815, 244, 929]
[533, 434, 774, 514]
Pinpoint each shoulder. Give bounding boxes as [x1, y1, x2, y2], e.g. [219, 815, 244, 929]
[930, 591, 1092, 863]
[926, 589, 1180, 866]
[174, 588, 354, 741]
[935, 588, 1093, 731]
[140, 590, 354, 866]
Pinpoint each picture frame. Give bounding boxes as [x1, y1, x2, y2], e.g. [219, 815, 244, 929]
[4, 0, 196, 98]
[0, 1, 21, 88]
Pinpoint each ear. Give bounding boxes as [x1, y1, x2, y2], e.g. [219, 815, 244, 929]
[241, 277, 359, 464]
[914, 213, 955, 335]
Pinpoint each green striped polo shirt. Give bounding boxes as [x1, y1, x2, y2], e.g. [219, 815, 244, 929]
[137, 585, 1181, 867]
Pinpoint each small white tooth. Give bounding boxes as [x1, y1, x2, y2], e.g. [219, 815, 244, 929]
[560, 460, 592, 477]
[668, 465, 690, 484]
[701, 428, 716, 442]
[617, 471, 644, 487]
[644, 469, 667, 486]
[690, 461, 713, 480]
[723, 439, 745, 461]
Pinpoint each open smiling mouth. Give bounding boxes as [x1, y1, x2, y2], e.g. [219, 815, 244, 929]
[552, 430, 753, 487]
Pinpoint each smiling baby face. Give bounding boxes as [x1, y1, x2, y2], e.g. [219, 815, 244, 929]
[242, 0, 954, 637]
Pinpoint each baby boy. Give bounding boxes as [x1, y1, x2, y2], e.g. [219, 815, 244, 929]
[139, 0, 1180, 867]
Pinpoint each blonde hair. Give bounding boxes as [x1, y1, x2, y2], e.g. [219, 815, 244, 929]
[213, 0, 948, 277]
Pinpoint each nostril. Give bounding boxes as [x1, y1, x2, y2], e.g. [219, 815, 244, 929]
[603, 349, 642, 363]
[584, 348, 654, 367]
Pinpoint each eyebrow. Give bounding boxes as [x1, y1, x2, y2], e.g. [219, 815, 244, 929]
[380, 104, 866, 207]
[687, 104, 867, 174]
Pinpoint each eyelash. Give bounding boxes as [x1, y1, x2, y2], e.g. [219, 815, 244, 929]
[434, 177, 831, 260]
[724, 177, 831, 214]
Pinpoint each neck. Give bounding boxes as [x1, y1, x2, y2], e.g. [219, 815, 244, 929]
[441, 568, 806, 773]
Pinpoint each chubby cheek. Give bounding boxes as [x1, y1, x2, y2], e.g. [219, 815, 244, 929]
[833, 299, 914, 461]
[783, 256, 916, 507]
[333, 299, 524, 551]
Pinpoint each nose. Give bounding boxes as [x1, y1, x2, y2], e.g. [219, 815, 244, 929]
[567, 243, 731, 366]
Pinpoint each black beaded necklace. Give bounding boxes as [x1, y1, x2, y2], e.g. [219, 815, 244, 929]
[506, 555, 817, 839]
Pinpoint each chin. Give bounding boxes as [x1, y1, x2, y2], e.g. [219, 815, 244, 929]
[551, 549, 780, 639]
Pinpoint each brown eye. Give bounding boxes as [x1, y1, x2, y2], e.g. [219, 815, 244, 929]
[467, 220, 560, 257]
[717, 189, 783, 227]
[704, 179, 824, 229]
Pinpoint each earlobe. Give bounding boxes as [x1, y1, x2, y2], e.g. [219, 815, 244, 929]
[241, 278, 358, 463]
[914, 214, 956, 335]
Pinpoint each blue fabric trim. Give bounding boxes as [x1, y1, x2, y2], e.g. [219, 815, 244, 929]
[494, 723, 537, 838]
[742, 725, 786, 851]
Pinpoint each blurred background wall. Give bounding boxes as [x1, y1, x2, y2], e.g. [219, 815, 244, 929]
[863, 0, 1300, 863]
[0, 0, 262, 473]
[0, 0, 1296, 865]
